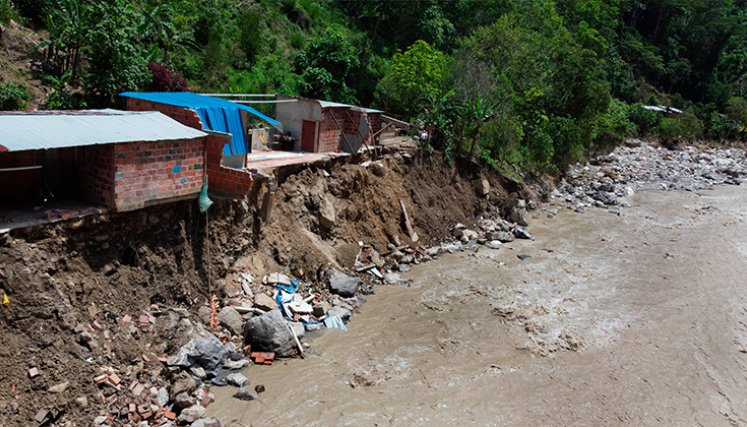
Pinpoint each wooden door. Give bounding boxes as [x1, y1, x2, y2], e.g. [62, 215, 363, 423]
[301, 120, 317, 152]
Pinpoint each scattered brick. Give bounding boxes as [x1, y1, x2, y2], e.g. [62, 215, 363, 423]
[108, 373, 121, 385]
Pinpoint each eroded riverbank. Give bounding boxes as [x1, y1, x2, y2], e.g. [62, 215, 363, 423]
[209, 184, 747, 426]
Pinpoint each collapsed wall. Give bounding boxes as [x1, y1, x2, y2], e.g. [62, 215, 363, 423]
[0, 150, 539, 426]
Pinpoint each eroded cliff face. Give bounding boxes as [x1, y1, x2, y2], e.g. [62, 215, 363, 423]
[0, 149, 535, 426]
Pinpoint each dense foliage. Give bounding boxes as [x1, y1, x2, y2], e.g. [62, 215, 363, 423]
[4, 0, 747, 172]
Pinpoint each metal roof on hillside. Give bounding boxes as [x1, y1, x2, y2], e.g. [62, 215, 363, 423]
[0, 110, 208, 152]
[317, 100, 383, 113]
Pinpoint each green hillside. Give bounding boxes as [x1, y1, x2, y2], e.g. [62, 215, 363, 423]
[2, 0, 746, 172]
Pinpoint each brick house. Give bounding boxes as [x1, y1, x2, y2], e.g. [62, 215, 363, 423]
[120, 91, 281, 156]
[0, 110, 206, 213]
[0, 110, 251, 218]
[274, 97, 383, 153]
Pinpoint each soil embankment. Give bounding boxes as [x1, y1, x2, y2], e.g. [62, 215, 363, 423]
[0, 150, 529, 426]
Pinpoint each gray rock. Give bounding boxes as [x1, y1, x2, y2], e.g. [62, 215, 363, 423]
[226, 372, 249, 388]
[489, 231, 515, 243]
[233, 387, 255, 401]
[486, 240, 502, 250]
[512, 227, 533, 240]
[243, 310, 296, 357]
[172, 374, 197, 397]
[223, 358, 248, 370]
[157, 387, 170, 406]
[168, 333, 228, 375]
[426, 247, 440, 257]
[191, 418, 222, 427]
[319, 196, 336, 230]
[48, 381, 69, 393]
[190, 366, 207, 379]
[217, 307, 243, 336]
[174, 392, 194, 409]
[328, 269, 360, 297]
[253, 293, 278, 311]
[478, 179, 490, 196]
[178, 404, 207, 423]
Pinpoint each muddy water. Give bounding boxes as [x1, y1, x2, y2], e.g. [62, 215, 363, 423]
[209, 186, 747, 426]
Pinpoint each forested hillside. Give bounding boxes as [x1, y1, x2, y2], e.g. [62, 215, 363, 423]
[1, 0, 746, 172]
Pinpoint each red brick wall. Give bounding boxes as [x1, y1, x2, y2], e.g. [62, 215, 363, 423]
[78, 145, 115, 207]
[0, 150, 44, 200]
[111, 139, 205, 212]
[125, 99, 204, 130]
[318, 108, 345, 152]
[206, 135, 253, 197]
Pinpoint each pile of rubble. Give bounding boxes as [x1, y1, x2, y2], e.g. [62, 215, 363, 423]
[555, 140, 746, 212]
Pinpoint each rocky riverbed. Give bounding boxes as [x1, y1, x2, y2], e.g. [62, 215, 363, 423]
[555, 140, 745, 212]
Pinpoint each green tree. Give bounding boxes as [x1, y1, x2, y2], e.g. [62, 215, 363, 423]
[376, 40, 450, 116]
[295, 28, 359, 102]
[83, 0, 150, 106]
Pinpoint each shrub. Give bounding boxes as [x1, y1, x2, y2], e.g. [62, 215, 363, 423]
[0, 81, 31, 110]
[147, 62, 188, 92]
[0, 0, 15, 24]
[594, 99, 637, 148]
[654, 111, 704, 147]
[626, 103, 661, 135]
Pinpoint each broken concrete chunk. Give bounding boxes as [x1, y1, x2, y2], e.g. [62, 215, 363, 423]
[243, 310, 296, 357]
[286, 295, 313, 315]
[226, 372, 249, 388]
[253, 293, 278, 311]
[264, 272, 291, 286]
[328, 269, 360, 297]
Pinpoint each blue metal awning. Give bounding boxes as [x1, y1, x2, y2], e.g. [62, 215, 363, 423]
[120, 91, 281, 156]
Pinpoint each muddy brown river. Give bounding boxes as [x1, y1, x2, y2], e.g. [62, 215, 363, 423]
[208, 185, 747, 426]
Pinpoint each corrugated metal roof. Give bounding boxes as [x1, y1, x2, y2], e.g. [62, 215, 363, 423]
[0, 110, 208, 152]
[120, 91, 282, 156]
[317, 100, 383, 113]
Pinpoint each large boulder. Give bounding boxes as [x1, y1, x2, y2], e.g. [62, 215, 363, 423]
[243, 310, 296, 357]
[328, 269, 360, 297]
[168, 333, 227, 376]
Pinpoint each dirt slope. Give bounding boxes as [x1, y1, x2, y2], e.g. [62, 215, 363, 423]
[0, 151, 533, 425]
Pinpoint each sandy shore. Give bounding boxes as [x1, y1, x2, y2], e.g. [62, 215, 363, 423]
[208, 184, 747, 426]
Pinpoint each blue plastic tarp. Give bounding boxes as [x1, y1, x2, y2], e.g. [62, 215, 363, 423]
[120, 91, 281, 155]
